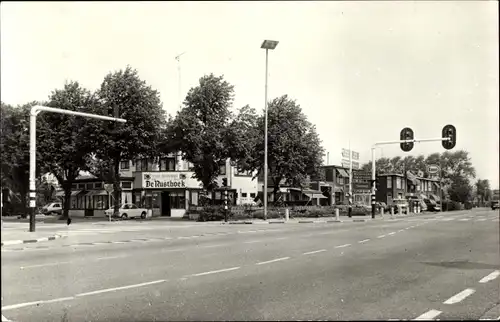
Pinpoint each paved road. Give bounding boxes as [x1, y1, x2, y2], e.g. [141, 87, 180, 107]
[2, 209, 499, 321]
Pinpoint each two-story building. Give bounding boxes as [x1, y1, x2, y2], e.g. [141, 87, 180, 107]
[55, 154, 258, 218]
[375, 173, 441, 205]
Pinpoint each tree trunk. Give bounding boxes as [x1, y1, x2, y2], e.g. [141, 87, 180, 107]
[61, 181, 72, 219]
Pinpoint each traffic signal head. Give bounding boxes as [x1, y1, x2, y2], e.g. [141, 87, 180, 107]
[400, 127, 414, 152]
[442, 124, 456, 150]
[222, 178, 228, 187]
[370, 178, 380, 191]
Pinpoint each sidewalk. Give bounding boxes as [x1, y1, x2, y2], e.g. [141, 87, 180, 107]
[1, 225, 66, 247]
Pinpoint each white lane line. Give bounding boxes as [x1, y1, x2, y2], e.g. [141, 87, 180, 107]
[443, 288, 476, 304]
[275, 237, 288, 240]
[256, 257, 290, 265]
[20, 261, 71, 269]
[2, 314, 10, 321]
[479, 270, 500, 283]
[413, 309, 442, 320]
[477, 218, 487, 222]
[459, 218, 470, 221]
[388, 232, 396, 236]
[377, 235, 386, 238]
[358, 239, 370, 244]
[191, 267, 240, 276]
[200, 244, 224, 248]
[76, 280, 166, 297]
[2, 297, 75, 311]
[398, 229, 405, 232]
[96, 255, 127, 261]
[244, 240, 262, 244]
[303, 249, 327, 255]
[335, 244, 351, 249]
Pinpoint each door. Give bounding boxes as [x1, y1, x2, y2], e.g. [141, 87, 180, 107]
[161, 192, 171, 217]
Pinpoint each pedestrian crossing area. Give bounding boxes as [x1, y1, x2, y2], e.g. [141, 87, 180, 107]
[55, 225, 161, 236]
[405, 214, 498, 224]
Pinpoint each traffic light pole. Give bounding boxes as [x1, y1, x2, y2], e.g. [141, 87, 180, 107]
[371, 137, 451, 218]
[28, 105, 126, 232]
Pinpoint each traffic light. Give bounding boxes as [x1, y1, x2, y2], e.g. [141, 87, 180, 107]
[370, 178, 380, 191]
[442, 124, 456, 150]
[2, 188, 10, 204]
[222, 178, 228, 187]
[108, 106, 120, 135]
[400, 127, 414, 152]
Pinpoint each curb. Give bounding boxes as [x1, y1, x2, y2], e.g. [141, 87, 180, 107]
[1, 234, 66, 247]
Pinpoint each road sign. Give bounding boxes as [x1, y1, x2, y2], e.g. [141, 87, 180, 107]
[104, 184, 114, 193]
[353, 171, 371, 190]
[342, 161, 360, 169]
[417, 170, 424, 178]
[427, 165, 440, 175]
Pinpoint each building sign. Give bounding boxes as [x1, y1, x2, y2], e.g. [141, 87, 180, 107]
[142, 172, 203, 189]
[341, 161, 360, 170]
[352, 171, 371, 191]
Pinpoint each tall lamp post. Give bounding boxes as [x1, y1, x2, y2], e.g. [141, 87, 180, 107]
[261, 39, 279, 221]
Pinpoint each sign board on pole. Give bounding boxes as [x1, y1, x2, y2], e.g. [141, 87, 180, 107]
[341, 149, 359, 161]
[427, 164, 440, 175]
[104, 184, 114, 193]
[352, 171, 371, 191]
[342, 161, 360, 170]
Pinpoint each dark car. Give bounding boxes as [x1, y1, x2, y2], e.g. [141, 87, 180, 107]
[491, 200, 499, 210]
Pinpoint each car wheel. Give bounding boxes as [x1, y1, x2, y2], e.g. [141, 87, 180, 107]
[121, 214, 128, 220]
[140, 212, 146, 219]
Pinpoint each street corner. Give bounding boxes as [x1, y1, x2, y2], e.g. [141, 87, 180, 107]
[1, 234, 66, 247]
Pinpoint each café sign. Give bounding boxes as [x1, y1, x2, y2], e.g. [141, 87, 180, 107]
[142, 172, 202, 189]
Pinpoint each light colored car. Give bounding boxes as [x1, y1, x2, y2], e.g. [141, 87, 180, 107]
[104, 203, 148, 220]
[41, 202, 63, 215]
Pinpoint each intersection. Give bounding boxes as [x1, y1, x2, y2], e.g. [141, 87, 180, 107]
[1, 209, 499, 321]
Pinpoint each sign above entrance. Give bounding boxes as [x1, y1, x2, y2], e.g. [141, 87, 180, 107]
[142, 172, 203, 189]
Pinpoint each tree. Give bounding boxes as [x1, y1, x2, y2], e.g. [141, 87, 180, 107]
[448, 174, 472, 203]
[164, 74, 237, 191]
[37, 81, 96, 219]
[239, 95, 325, 201]
[1, 101, 44, 215]
[475, 179, 491, 205]
[90, 66, 166, 215]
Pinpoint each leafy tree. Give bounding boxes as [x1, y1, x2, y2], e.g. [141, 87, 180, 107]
[1, 101, 44, 214]
[448, 174, 472, 203]
[89, 66, 166, 215]
[239, 95, 325, 201]
[164, 74, 237, 191]
[475, 179, 491, 205]
[37, 81, 96, 219]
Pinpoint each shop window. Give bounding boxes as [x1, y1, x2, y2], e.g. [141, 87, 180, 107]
[170, 191, 186, 209]
[120, 160, 130, 170]
[242, 192, 248, 198]
[122, 182, 132, 189]
[250, 193, 256, 198]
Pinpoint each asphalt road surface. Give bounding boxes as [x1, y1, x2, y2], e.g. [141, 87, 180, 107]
[2, 209, 499, 321]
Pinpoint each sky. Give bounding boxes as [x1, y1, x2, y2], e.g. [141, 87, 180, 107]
[1, 1, 499, 188]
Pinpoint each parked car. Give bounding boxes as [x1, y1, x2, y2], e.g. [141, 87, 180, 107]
[40, 202, 63, 215]
[104, 203, 149, 220]
[491, 200, 499, 210]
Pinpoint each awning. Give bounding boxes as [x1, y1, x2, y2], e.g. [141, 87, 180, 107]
[333, 186, 343, 193]
[266, 187, 289, 194]
[86, 190, 108, 197]
[302, 189, 328, 199]
[337, 169, 349, 178]
[433, 182, 440, 189]
[55, 190, 83, 197]
[429, 194, 441, 201]
[420, 194, 429, 201]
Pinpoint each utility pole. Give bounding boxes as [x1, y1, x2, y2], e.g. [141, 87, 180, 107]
[348, 141, 353, 218]
[27, 105, 126, 232]
[175, 52, 186, 110]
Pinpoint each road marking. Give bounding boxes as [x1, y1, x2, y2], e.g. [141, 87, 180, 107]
[479, 270, 500, 283]
[256, 257, 290, 265]
[303, 249, 327, 255]
[76, 280, 166, 297]
[200, 244, 224, 248]
[191, 267, 240, 276]
[2, 314, 11, 321]
[20, 261, 72, 269]
[275, 237, 288, 240]
[244, 240, 262, 244]
[398, 229, 404, 232]
[335, 244, 351, 249]
[2, 297, 75, 311]
[443, 288, 476, 304]
[377, 235, 386, 238]
[414, 309, 442, 320]
[96, 255, 127, 261]
[358, 239, 370, 243]
[388, 232, 396, 236]
[459, 218, 470, 221]
[477, 218, 487, 222]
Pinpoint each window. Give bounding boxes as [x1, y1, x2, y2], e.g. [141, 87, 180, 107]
[170, 191, 186, 209]
[77, 183, 85, 190]
[71, 184, 77, 189]
[136, 158, 149, 171]
[345, 177, 350, 185]
[242, 192, 248, 198]
[396, 177, 402, 189]
[86, 183, 93, 190]
[250, 193, 256, 198]
[160, 158, 176, 171]
[94, 182, 103, 189]
[326, 169, 334, 182]
[130, 204, 138, 209]
[219, 164, 226, 175]
[336, 176, 343, 185]
[122, 182, 132, 189]
[120, 160, 130, 170]
[387, 177, 392, 189]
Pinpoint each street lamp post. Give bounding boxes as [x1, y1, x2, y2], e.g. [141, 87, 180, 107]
[261, 39, 279, 221]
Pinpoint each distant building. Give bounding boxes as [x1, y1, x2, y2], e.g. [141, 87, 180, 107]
[375, 173, 441, 205]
